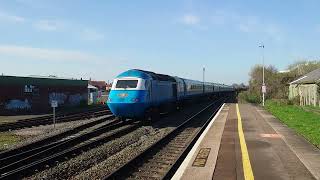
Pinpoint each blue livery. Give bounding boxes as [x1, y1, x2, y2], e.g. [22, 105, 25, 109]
[107, 69, 234, 119]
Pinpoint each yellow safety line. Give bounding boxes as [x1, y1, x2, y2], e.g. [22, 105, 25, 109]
[236, 104, 254, 180]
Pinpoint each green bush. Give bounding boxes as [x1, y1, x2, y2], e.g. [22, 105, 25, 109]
[238, 91, 261, 104]
[288, 96, 300, 105]
[247, 93, 261, 103]
[272, 99, 290, 105]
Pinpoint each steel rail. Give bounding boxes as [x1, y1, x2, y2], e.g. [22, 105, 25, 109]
[0, 115, 116, 167]
[0, 120, 142, 179]
[0, 108, 111, 132]
[0, 114, 114, 159]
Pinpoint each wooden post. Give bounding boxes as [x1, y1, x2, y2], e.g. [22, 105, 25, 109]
[314, 85, 317, 106]
[299, 86, 302, 106]
[308, 87, 311, 106]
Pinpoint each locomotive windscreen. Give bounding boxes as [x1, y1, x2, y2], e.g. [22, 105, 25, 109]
[116, 80, 138, 88]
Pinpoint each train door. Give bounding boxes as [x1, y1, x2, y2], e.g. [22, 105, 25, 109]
[150, 80, 154, 104]
[151, 80, 158, 104]
[172, 83, 177, 100]
[145, 80, 151, 103]
[183, 80, 187, 96]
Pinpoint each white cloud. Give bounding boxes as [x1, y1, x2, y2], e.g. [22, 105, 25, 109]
[237, 16, 259, 33]
[0, 10, 105, 41]
[209, 9, 284, 41]
[80, 29, 105, 41]
[211, 10, 229, 25]
[238, 23, 251, 33]
[181, 14, 200, 25]
[0, 11, 25, 23]
[264, 24, 282, 41]
[0, 44, 102, 62]
[33, 20, 64, 31]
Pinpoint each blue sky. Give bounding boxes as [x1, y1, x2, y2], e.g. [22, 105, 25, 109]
[0, 0, 320, 84]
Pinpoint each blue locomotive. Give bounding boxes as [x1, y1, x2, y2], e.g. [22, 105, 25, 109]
[107, 69, 234, 120]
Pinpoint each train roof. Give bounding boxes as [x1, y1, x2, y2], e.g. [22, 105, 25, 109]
[117, 69, 176, 82]
[117, 69, 234, 88]
[135, 69, 176, 82]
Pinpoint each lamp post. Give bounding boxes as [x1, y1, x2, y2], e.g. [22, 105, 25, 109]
[203, 67, 205, 93]
[259, 44, 266, 106]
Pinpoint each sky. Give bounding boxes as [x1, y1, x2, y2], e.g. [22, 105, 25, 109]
[1, 0, 320, 84]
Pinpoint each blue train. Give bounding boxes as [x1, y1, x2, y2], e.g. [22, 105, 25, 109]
[107, 69, 234, 120]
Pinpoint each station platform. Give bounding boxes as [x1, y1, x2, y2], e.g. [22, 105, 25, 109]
[172, 103, 320, 180]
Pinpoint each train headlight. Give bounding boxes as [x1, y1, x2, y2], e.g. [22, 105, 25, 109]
[131, 98, 139, 102]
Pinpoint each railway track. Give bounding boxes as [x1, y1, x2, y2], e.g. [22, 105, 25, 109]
[0, 114, 115, 160]
[0, 117, 142, 179]
[104, 98, 225, 180]
[0, 107, 111, 132]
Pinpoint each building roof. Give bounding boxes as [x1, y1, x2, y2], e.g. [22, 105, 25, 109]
[88, 84, 98, 89]
[89, 80, 106, 89]
[0, 75, 88, 86]
[290, 68, 320, 84]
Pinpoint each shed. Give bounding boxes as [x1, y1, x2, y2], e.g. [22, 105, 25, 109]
[89, 81, 106, 91]
[289, 68, 320, 106]
[0, 75, 88, 114]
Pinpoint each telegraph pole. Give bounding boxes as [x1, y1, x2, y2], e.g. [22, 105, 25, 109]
[259, 44, 266, 106]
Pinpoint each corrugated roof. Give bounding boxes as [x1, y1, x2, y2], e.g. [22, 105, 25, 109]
[88, 84, 98, 89]
[89, 81, 106, 89]
[290, 68, 320, 84]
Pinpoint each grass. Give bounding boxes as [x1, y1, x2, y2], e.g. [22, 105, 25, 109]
[301, 105, 320, 115]
[0, 132, 21, 151]
[265, 100, 320, 148]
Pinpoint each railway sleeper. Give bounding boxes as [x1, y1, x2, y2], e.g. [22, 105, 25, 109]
[136, 167, 167, 174]
[150, 156, 177, 162]
[145, 163, 169, 170]
[131, 171, 163, 179]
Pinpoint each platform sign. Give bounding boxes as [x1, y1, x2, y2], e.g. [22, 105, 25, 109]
[51, 100, 58, 129]
[192, 148, 211, 167]
[262, 85, 267, 94]
[51, 100, 58, 108]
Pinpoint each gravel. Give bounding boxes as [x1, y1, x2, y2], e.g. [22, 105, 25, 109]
[72, 126, 173, 180]
[4, 115, 110, 151]
[25, 101, 212, 180]
[27, 124, 172, 180]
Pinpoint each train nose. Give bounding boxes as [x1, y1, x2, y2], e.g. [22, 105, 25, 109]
[107, 90, 148, 118]
[107, 102, 146, 118]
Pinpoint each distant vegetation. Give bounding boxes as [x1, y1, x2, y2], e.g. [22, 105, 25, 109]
[237, 61, 320, 147]
[238, 60, 320, 104]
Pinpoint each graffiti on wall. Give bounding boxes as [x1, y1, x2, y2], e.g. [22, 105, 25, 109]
[49, 92, 86, 106]
[5, 99, 31, 110]
[49, 93, 67, 105]
[69, 94, 82, 105]
[24, 85, 40, 96]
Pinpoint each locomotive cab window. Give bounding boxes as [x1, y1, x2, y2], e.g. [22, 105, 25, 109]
[116, 80, 138, 88]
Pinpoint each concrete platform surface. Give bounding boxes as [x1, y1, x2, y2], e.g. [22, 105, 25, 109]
[173, 103, 320, 180]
